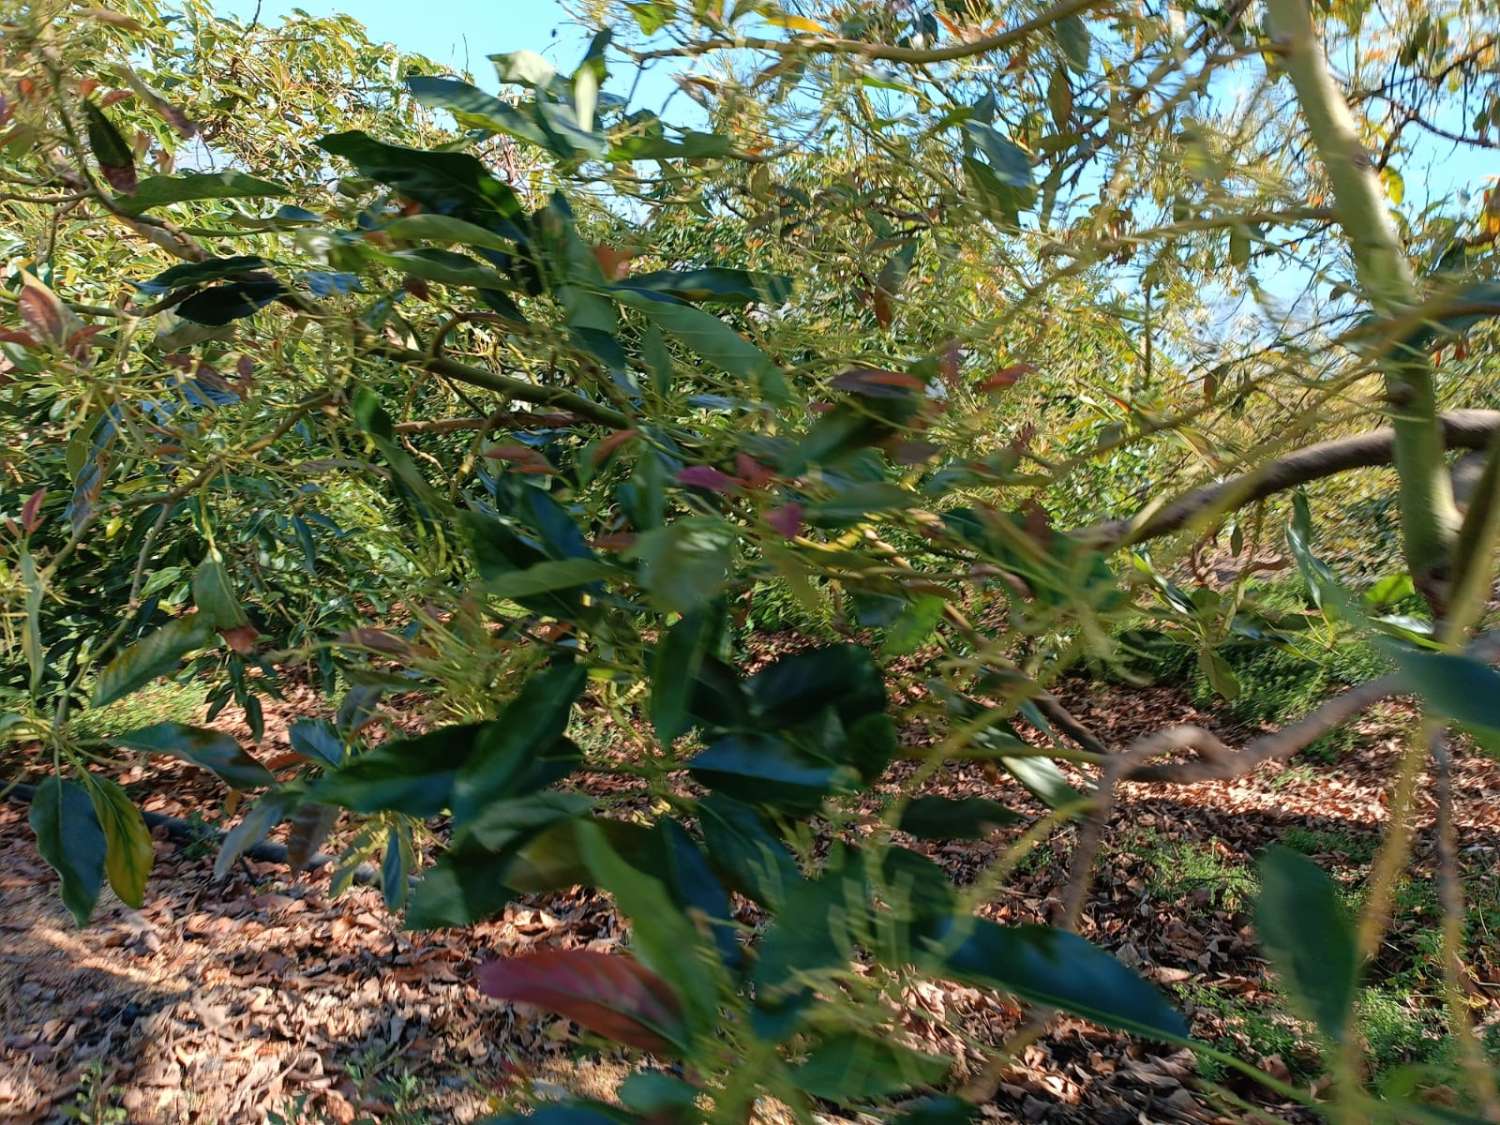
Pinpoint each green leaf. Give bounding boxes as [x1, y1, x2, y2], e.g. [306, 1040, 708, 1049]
[576, 820, 721, 1040]
[84, 101, 136, 193]
[892, 1097, 979, 1124]
[137, 255, 270, 295]
[290, 718, 344, 767]
[192, 557, 248, 629]
[609, 128, 734, 161]
[615, 288, 786, 403]
[1000, 754, 1085, 809]
[450, 662, 587, 823]
[380, 212, 514, 252]
[1256, 847, 1358, 1044]
[176, 278, 284, 325]
[29, 776, 106, 926]
[213, 790, 297, 879]
[113, 723, 276, 789]
[628, 517, 735, 614]
[928, 920, 1188, 1039]
[882, 594, 945, 657]
[652, 609, 718, 747]
[1392, 648, 1500, 741]
[316, 131, 523, 234]
[405, 76, 550, 150]
[313, 722, 488, 816]
[626, 0, 674, 34]
[86, 775, 153, 908]
[92, 612, 217, 707]
[746, 644, 885, 727]
[374, 248, 511, 290]
[618, 268, 791, 306]
[689, 732, 855, 809]
[21, 550, 43, 696]
[115, 171, 290, 214]
[484, 558, 617, 601]
[790, 1033, 948, 1102]
[1055, 15, 1092, 70]
[805, 481, 917, 526]
[899, 796, 1021, 839]
[696, 792, 799, 907]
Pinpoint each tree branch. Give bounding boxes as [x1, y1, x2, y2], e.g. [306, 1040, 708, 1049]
[1078, 410, 1500, 549]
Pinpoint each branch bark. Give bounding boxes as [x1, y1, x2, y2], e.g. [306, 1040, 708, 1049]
[1078, 409, 1500, 548]
[1265, 0, 1459, 595]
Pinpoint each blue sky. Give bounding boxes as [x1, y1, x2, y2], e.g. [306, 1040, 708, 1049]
[218, 0, 589, 78]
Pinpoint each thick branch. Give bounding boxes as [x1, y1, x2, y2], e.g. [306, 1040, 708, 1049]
[1266, 0, 1458, 588]
[370, 345, 629, 429]
[1079, 410, 1500, 548]
[640, 0, 1104, 65]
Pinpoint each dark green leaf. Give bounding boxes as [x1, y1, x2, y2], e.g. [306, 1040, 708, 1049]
[192, 557, 248, 629]
[1256, 846, 1358, 1044]
[689, 733, 855, 808]
[1001, 754, 1085, 809]
[628, 518, 735, 615]
[927, 920, 1188, 1039]
[113, 723, 275, 789]
[84, 101, 136, 193]
[213, 790, 297, 879]
[899, 796, 1022, 839]
[405, 76, 555, 153]
[1055, 15, 1092, 70]
[617, 268, 791, 306]
[696, 792, 799, 907]
[882, 594, 945, 657]
[450, 662, 586, 822]
[137, 255, 269, 295]
[313, 722, 488, 816]
[116, 171, 290, 214]
[615, 289, 786, 403]
[92, 612, 217, 707]
[1393, 648, 1500, 740]
[29, 776, 106, 926]
[484, 558, 616, 601]
[651, 609, 718, 746]
[746, 644, 885, 727]
[316, 131, 523, 235]
[381, 212, 514, 252]
[790, 1033, 947, 1102]
[176, 277, 284, 325]
[892, 1097, 979, 1124]
[289, 718, 344, 768]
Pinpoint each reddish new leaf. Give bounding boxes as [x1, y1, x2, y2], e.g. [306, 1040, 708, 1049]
[734, 452, 776, 488]
[592, 428, 638, 466]
[979, 362, 1036, 393]
[18, 279, 67, 345]
[677, 465, 740, 493]
[20, 487, 46, 533]
[477, 949, 686, 1054]
[767, 502, 803, 539]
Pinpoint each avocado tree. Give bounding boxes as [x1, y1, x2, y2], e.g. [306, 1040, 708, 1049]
[2, 0, 1498, 1120]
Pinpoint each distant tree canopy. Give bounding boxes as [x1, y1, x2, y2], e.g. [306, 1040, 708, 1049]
[1, 0, 1498, 1119]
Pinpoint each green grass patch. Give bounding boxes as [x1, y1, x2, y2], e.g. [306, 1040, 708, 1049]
[72, 678, 205, 739]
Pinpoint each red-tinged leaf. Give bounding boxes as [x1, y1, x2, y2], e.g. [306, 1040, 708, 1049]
[809, 401, 835, 414]
[79, 78, 100, 97]
[20, 487, 46, 533]
[339, 628, 407, 655]
[833, 368, 923, 397]
[402, 277, 431, 301]
[890, 440, 941, 465]
[735, 453, 776, 488]
[235, 355, 255, 379]
[592, 531, 638, 552]
[592, 428, 638, 466]
[939, 341, 963, 386]
[100, 89, 133, 108]
[67, 324, 106, 358]
[99, 163, 137, 193]
[872, 289, 894, 329]
[767, 503, 803, 539]
[677, 465, 740, 493]
[980, 363, 1036, 392]
[0, 329, 38, 347]
[592, 244, 636, 281]
[0, 93, 10, 127]
[477, 949, 686, 1054]
[484, 444, 555, 474]
[218, 624, 259, 655]
[19, 278, 67, 345]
